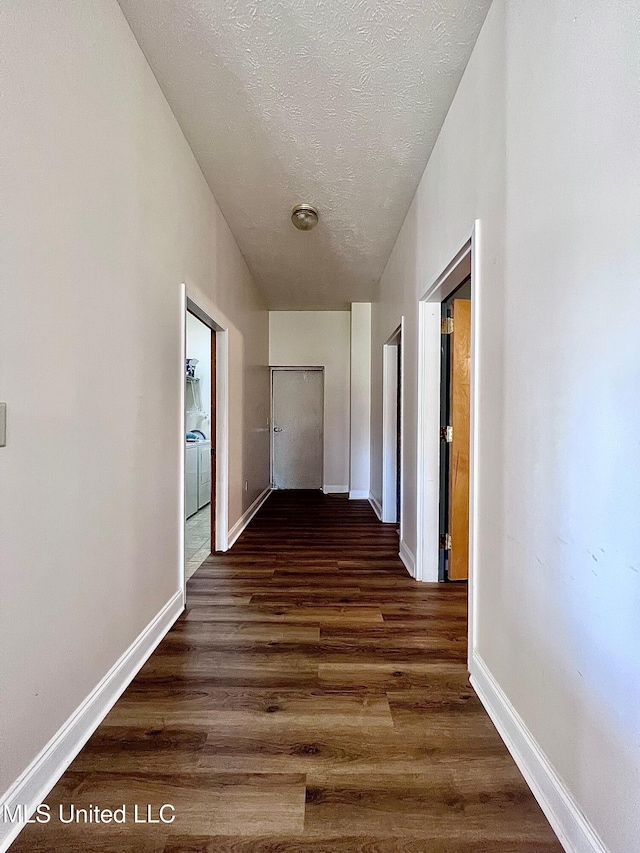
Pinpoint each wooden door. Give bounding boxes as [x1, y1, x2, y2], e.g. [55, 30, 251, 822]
[447, 299, 471, 580]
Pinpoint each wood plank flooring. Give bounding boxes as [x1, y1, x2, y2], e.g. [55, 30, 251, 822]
[10, 491, 562, 852]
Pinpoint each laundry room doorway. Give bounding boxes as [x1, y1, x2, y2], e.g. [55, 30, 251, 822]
[184, 308, 215, 579]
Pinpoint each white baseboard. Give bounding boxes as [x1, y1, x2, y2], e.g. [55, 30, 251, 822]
[322, 484, 349, 494]
[348, 489, 369, 500]
[0, 590, 183, 853]
[368, 493, 383, 520]
[399, 539, 416, 577]
[470, 653, 608, 853]
[227, 486, 272, 549]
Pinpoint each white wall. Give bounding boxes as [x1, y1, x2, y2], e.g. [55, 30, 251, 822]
[270, 311, 351, 492]
[0, 0, 269, 808]
[349, 303, 372, 499]
[370, 2, 640, 852]
[185, 312, 211, 437]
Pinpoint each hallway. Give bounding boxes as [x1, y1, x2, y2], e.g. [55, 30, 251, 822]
[10, 492, 561, 852]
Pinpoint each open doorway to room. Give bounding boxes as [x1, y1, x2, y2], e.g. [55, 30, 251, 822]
[416, 223, 478, 661]
[182, 293, 229, 596]
[382, 324, 403, 528]
[185, 308, 215, 579]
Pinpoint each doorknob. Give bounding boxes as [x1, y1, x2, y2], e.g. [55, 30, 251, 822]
[273, 427, 283, 432]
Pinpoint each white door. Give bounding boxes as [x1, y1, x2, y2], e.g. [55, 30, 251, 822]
[272, 369, 323, 489]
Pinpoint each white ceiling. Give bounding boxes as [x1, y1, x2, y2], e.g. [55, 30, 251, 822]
[117, 0, 492, 309]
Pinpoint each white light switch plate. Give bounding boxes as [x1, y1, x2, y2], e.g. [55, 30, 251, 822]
[0, 403, 5, 446]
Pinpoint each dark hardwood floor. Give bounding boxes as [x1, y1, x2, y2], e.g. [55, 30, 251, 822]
[10, 492, 562, 852]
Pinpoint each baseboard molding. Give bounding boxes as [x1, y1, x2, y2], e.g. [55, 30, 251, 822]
[470, 653, 608, 853]
[399, 539, 416, 577]
[227, 486, 272, 549]
[368, 493, 383, 520]
[322, 485, 349, 494]
[0, 590, 183, 853]
[348, 489, 369, 500]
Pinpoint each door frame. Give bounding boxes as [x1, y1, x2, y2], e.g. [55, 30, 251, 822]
[181, 286, 230, 600]
[270, 366, 325, 490]
[415, 221, 480, 657]
[381, 322, 404, 531]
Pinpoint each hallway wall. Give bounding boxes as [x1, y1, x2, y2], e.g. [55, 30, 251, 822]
[269, 311, 351, 492]
[0, 0, 269, 806]
[370, 2, 640, 852]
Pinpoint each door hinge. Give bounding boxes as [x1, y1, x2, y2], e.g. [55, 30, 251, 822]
[441, 317, 453, 334]
[440, 425, 453, 443]
[440, 533, 452, 551]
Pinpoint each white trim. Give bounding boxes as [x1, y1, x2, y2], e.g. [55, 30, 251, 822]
[0, 591, 183, 853]
[227, 486, 272, 549]
[399, 539, 416, 578]
[470, 653, 608, 853]
[398, 318, 405, 541]
[322, 484, 349, 494]
[415, 222, 480, 667]
[368, 493, 383, 520]
[215, 329, 229, 552]
[349, 302, 372, 499]
[179, 287, 187, 604]
[468, 224, 481, 656]
[184, 285, 230, 554]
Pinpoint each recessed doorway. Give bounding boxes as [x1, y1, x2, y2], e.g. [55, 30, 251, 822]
[185, 309, 214, 579]
[416, 222, 479, 661]
[182, 293, 229, 596]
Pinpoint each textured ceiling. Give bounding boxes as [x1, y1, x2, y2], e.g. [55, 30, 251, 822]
[117, 0, 492, 309]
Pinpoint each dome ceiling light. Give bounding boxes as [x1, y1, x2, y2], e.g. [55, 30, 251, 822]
[291, 203, 319, 231]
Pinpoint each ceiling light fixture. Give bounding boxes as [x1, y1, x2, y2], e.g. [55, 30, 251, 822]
[291, 203, 318, 231]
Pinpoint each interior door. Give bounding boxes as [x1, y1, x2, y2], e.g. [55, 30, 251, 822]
[272, 369, 323, 489]
[447, 298, 471, 580]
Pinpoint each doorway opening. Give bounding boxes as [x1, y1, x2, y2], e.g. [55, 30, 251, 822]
[182, 293, 229, 599]
[271, 367, 324, 490]
[382, 324, 403, 529]
[416, 222, 479, 662]
[185, 309, 215, 579]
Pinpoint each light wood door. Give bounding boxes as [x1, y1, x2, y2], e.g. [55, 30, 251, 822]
[448, 299, 471, 580]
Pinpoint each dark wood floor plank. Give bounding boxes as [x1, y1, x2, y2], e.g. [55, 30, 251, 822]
[9, 491, 561, 852]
